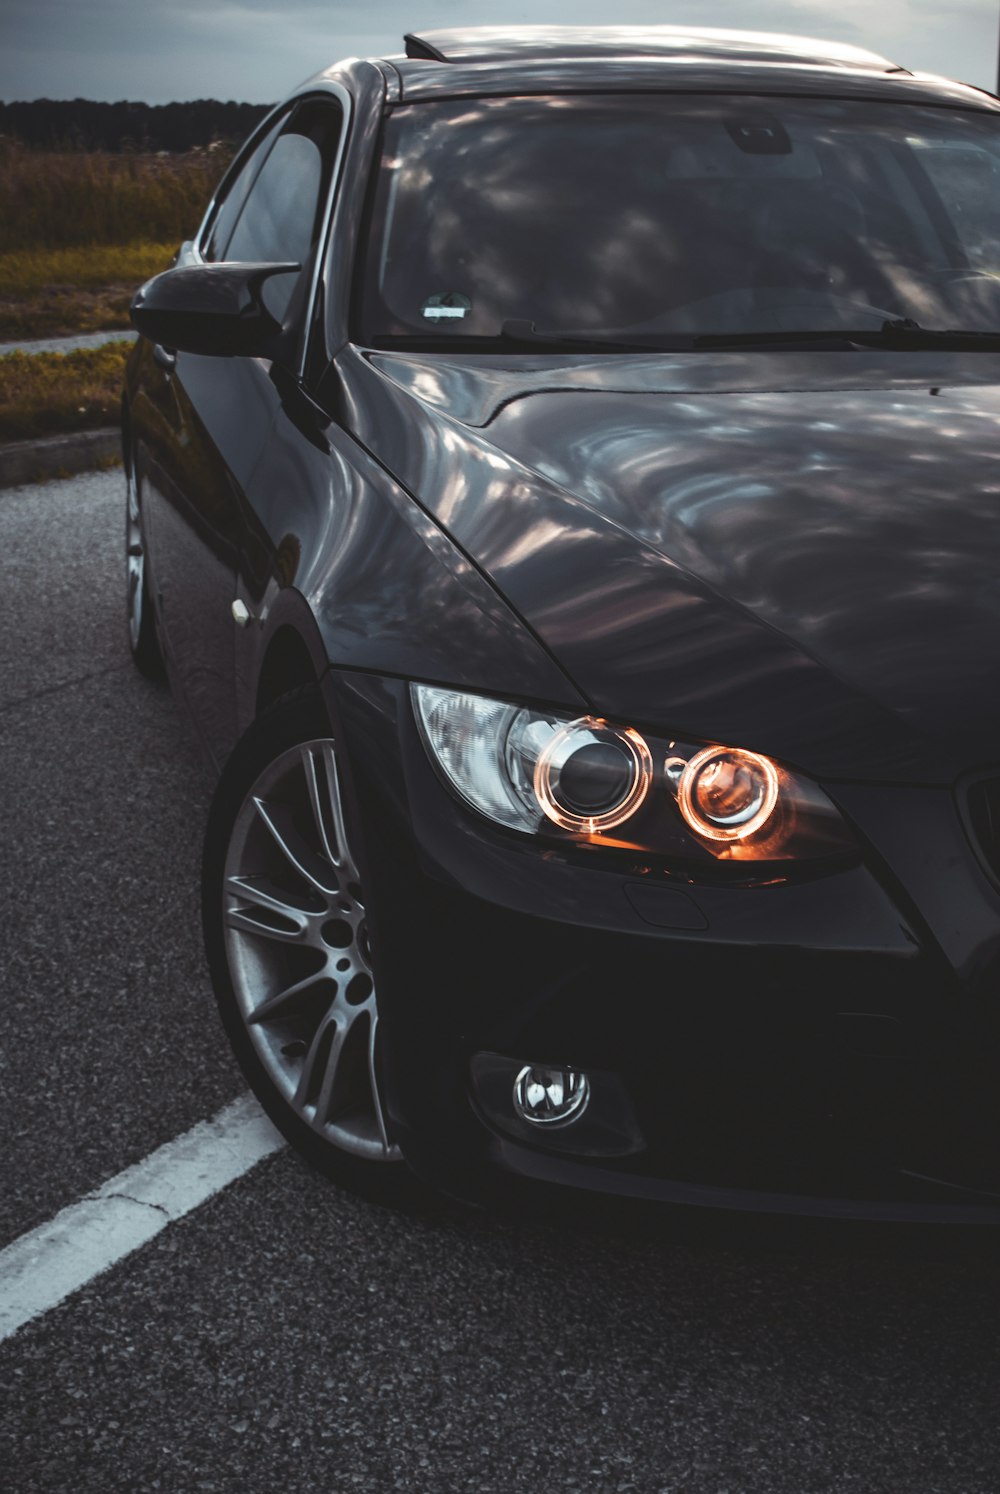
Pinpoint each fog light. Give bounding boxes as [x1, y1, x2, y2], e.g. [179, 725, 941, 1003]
[512, 1064, 590, 1127]
[471, 1052, 643, 1157]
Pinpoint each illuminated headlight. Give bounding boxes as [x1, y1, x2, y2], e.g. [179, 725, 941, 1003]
[534, 719, 652, 833]
[411, 684, 854, 864]
[674, 746, 780, 842]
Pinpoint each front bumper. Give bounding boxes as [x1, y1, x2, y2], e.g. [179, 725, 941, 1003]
[324, 669, 1000, 1224]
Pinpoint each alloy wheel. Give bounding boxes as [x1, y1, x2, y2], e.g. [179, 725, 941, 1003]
[124, 459, 163, 677]
[222, 737, 401, 1162]
[126, 469, 145, 653]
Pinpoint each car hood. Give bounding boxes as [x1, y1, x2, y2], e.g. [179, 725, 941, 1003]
[338, 346, 1000, 783]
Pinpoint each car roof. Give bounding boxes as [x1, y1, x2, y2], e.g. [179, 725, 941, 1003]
[331, 24, 996, 112]
[400, 25, 901, 71]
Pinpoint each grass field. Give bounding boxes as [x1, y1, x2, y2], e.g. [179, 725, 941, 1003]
[0, 242, 179, 294]
[0, 342, 132, 441]
[0, 241, 177, 339]
[0, 140, 232, 447]
[0, 141, 228, 343]
[0, 140, 226, 252]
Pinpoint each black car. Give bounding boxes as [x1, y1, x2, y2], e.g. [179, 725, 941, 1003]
[126, 25, 1000, 1222]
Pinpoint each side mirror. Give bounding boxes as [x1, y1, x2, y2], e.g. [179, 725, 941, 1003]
[130, 261, 301, 359]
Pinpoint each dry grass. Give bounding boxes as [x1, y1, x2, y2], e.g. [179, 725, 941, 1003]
[0, 342, 130, 440]
[0, 143, 228, 430]
[0, 140, 228, 253]
[0, 141, 228, 340]
[0, 288, 133, 341]
[0, 242, 176, 340]
[0, 241, 177, 295]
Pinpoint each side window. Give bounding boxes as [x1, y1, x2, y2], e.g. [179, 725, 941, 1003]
[222, 98, 344, 324]
[201, 112, 288, 263]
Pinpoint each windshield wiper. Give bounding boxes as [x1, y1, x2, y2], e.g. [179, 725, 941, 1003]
[499, 319, 686, 352]
[370, 319, 1000, 356]
[504, 318, 1000, 353]
[693, 320, 1000, 351]
[877, 319, 1000, 348]
[367, 327, 685, 353]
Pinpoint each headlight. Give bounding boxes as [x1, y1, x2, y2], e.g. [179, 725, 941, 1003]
[412, 685, 854, 865]
[533, 719, 652, 833]
[673, 746, 779, 842]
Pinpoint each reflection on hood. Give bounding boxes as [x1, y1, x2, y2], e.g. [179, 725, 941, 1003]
[342, 346, 1000, 783]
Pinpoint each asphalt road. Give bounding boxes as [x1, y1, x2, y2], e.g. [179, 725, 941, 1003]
[3, 471, 1000, 1493]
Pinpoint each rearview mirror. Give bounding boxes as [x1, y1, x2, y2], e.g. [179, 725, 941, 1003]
[130, 261, 301, 359]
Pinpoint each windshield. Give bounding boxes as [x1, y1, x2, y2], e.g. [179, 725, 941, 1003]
[359, 94, 1000, 348]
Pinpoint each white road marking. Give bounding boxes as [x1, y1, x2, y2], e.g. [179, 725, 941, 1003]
[0, 1094, 285, 1343]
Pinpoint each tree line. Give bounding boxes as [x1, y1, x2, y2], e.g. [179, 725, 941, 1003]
[0, 100, 272, 153]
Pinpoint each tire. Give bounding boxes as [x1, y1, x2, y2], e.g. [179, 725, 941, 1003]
[125, 456, 164, 679]
[202, 686, 416, 1201]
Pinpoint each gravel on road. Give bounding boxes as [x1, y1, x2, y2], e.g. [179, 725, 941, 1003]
[0, 329, 136, 358]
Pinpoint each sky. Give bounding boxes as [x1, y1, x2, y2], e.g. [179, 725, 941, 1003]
[0, 0, 998, 104]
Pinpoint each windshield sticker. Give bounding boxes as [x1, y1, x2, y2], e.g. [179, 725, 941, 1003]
[421, 292, 472, 321]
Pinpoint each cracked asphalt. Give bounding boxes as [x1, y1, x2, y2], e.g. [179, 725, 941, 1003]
[3, 471, 1000, 1493]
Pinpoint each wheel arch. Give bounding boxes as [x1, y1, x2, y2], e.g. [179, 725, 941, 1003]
[252, 589, 332, 722]
[255, 625, 318, 718]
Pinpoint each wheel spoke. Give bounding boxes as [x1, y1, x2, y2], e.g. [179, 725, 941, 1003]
[247, 970, 329, 1025]
[252, 796, 340, 895]
[295, 1012, 353, 1121]
[301, 743, 359, 881]
[225, 905, 307, 944]
[315, 1017, 352, 1123]
[367, 1014, 391, 1153]
[226, 874, 318, 922]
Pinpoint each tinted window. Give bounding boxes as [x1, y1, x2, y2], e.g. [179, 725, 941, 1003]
[202, 113, 287, 263]
[225, 99, 343, 322]
[361, 95, 1000, 343]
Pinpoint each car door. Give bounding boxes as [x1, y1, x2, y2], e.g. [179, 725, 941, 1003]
[137, 94, 347, 766]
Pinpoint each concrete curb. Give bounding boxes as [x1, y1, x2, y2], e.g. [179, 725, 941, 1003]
[0, 428, 121, 489]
